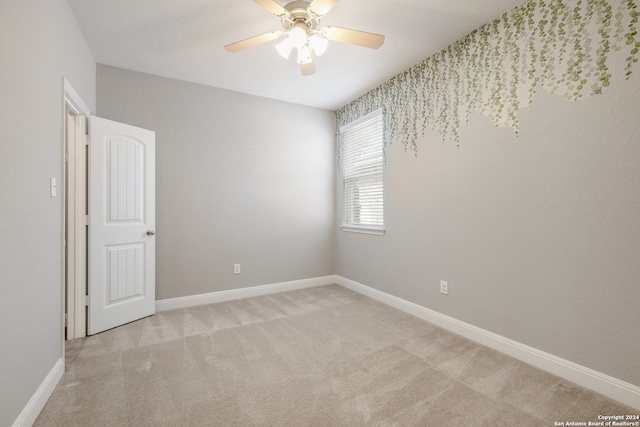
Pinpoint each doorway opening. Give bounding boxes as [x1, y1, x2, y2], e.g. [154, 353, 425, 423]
[62, 81, 156, 339]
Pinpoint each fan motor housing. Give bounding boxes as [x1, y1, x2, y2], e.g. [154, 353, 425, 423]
[281, 0, 320, 31]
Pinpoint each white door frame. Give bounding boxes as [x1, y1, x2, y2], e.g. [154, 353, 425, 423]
[63, 78, 90, 340]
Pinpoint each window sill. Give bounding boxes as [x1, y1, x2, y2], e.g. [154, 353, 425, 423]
[340, 225, 386, 236]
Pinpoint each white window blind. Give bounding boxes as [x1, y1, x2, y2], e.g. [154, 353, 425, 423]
[341, 110, 384, 234]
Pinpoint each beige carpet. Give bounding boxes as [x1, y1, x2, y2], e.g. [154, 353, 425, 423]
[35, 284, 635, 426]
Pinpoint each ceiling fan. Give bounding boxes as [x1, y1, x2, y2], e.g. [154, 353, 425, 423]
[224, 0, 385, 75]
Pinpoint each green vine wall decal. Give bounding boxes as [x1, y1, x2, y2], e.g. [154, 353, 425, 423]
[336, 0, 639, 157]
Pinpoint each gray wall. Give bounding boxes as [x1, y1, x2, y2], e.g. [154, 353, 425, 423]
[0, 0, 96, 425]
[2, 1, 637, 423]
[336, 79, 640, 385]
[96, 65, 335, 300]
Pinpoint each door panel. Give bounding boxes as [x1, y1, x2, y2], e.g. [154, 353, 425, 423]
[88, 116, 155, 335]
[106, 243, 143, 303]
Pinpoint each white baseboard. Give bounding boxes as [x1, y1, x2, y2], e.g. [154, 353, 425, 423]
[12, 358, 64, 427]
[336, 275, 640, 411]
[156, 275, 338, 312]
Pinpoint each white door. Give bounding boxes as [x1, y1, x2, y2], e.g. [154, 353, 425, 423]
[88, 116, 155, 335]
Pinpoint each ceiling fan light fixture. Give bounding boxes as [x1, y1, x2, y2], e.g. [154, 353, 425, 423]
[225, 0, 385, 76]
[275, 37, 294, 59]
[296, 46, 313, 64]
[288, 24, 308, 48]
[309, 33, 328, 56]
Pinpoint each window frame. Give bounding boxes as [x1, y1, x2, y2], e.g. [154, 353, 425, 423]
[339, 109, 385, 236]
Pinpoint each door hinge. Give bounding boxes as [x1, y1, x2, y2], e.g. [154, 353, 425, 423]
[84, 215, 90, 225]
[84, 295, 90, 306]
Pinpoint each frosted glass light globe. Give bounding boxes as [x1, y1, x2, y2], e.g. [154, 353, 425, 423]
[288, 25, 308, 49]
[309, 34, 328, 56]
[297, 46, 313, 64]
[275, 38, 293, 59]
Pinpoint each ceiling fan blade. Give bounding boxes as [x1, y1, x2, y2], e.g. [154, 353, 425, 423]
[224, 32, 281, 52]
[324, 26, 385, 49]
[252, 0, 288, 16]
[308, 0, 340, 16]
[300, 61, 316, 75]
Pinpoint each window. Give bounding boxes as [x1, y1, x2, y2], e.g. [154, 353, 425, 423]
[340, 109, 385, 235]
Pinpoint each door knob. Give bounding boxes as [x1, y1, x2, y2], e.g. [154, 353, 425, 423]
[146, 230, 156, 236]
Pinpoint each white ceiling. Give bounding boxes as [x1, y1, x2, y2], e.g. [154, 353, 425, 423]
[68, 0, 525, 110]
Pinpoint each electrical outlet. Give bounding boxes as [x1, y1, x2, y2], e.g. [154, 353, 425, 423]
[440, 280, 448, 295]
[233, 264, 241, 274]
